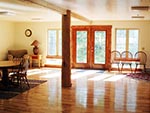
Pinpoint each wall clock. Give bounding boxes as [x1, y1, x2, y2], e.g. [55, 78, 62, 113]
[25, 29, 32, 37]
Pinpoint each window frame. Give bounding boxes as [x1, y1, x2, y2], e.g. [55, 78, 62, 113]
[47, 29, 62, 59]
[115, 28, 139, 55]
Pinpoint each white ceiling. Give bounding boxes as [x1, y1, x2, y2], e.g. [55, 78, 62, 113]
[0, 0, 150, 22]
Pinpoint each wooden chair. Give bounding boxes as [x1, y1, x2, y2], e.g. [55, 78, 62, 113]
[110, 50, 121, 72]
[120, 51, 133, 72]
[134, 51, 147, 73]
[10, 58, 30, 88]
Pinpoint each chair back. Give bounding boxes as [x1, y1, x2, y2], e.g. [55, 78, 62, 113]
[18, 58, 29, 74]
[134, 51, 147, 64]
[111, 50, 121, 63]
[121, 51, 133, 59]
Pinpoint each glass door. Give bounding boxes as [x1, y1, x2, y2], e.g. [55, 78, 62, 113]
[76, 31, 88, 64]
[72, 26, 90, 68]
[91, 30, 106, 68]
[72, 26, 111, 69]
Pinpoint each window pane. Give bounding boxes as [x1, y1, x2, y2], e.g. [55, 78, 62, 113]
[76, 31, 87, 63]
[116, 30, 126, 52]
[129, 30, 139, 55]
[94, 31, 106, 64]
[47, 30, 57, 55]
[116, 29, 139, 58]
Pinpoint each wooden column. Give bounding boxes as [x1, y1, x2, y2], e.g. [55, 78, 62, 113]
[61, 10, 72, 87]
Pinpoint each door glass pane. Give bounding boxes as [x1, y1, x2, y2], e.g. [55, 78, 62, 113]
[94, 31, 106, 64]
[116, 30, 126, 52]
[76, 31, 87, 63]
[129, 30, 139, 55]
[47, 30, 57, 55]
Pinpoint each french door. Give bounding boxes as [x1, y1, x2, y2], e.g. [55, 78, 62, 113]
[71, 26, 112, 69]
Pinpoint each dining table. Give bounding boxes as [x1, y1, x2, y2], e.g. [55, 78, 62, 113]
[0, 60, 20, 86]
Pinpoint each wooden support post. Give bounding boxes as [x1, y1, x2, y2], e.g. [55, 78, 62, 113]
[61, 10, 72, 87]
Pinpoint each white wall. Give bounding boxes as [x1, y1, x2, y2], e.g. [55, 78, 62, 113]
[0, 21, 15, 60]
[0, 20, 150, 67]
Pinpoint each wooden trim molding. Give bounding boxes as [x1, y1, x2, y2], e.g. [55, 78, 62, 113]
[71, 25, 112, 69]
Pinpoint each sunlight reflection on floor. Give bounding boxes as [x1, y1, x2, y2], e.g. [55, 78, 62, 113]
[88, 73, 113, 81]
[104, 75, 126, 81]
[27, 68, 126, 82]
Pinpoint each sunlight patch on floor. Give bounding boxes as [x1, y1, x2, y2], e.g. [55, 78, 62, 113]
[40, 72, 61, 78]
[27, 69, 43, 76]
[88, 74, 113, 81]
[27, 68, 60, 76]
[27, 68, 127, 82]
[71, 70, 100, 80]
[104, 75, 126, 81]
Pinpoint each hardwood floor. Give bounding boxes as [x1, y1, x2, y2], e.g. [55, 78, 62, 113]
[0, 68, 150, 113]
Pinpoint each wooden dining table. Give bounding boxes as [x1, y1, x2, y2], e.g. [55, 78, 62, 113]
[0, 60, 20, 86]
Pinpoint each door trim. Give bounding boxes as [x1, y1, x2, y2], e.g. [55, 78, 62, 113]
[71, 25, 112, 69]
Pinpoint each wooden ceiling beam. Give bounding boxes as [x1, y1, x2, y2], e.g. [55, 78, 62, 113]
[71, 12, 91, 23]
[19, 0, 91, 23]
[20, 0, 66, 14]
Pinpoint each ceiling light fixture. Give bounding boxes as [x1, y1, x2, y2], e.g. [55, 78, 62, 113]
[131, 14, 144, 18]
[0, 11, 16, 16]
[131, 6, 150, 10]
[31, 18, 42, 20]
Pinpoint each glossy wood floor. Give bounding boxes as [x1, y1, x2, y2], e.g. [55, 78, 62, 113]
[0, 68, 150, 113]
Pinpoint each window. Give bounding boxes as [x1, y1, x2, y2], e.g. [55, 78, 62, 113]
[115, 29, 139, 55]
[47, 29, 62, 57]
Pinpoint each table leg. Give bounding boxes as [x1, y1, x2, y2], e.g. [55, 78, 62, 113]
[1, 69, 9, 86]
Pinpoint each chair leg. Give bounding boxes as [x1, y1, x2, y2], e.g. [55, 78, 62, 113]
[134, 64, 138, 73]
[129, 64, 132, 73]
[143, 64, 146, 73]
[117, 64, 120, 72]
[24, 76, 30, 88]
[17, 76, 30, 88]
[121, 64, 124, 72]
[19, 76, 23, 86]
